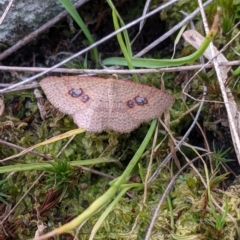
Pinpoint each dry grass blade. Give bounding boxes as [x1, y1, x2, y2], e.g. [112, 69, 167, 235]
[0, 129, 85, 162]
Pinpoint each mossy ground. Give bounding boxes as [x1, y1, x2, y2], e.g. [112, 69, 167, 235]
[0, 0, 240, 239]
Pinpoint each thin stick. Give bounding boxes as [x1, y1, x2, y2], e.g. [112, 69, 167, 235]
[0, 0, 15, 24]
[134, 0, 214, 57]
[0, 139, 52, 160]
[0, 60, 239, 76]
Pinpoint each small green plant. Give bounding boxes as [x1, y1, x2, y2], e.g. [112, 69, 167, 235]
[208, 198, 228, 238]
[0, 178, 10, 205]
[44, 158, 78, 201]
[211, 142, 233, 167]
[202, 166, 230, 238]
[203, 182, 229, 239]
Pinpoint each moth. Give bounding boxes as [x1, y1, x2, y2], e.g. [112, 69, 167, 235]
[40, 76, 174, 133]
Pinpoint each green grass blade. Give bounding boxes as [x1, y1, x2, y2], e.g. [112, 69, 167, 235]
[106, 0, 132, 56]
[102, 33, 214, 68]
[59, 0, 98, 65]
[232, 66, 240, 76]
[111, 8, 133, 69]
[0, 158, 117, 173]
[106, 0, 139, 81]
[89, 186, 136, 240]
[103, 7, 221, 68]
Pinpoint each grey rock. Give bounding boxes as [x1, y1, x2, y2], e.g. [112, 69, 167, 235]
[0, 0, 79, 45]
